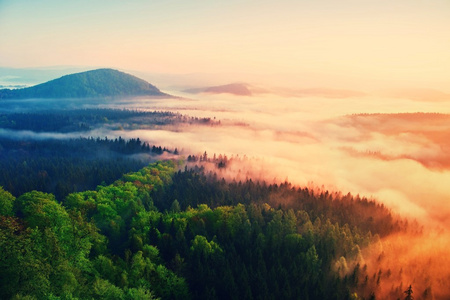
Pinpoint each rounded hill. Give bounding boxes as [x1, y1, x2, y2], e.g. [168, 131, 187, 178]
[0, 68, 169, 99]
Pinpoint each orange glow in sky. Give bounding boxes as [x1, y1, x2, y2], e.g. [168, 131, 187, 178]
[1, 0, 449, 91]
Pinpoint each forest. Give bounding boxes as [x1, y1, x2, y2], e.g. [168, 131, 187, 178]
[0, 106, 428, 299]
[0, 69, 167, 99]
[0, 108, 215, 199]
[1, 159, 417, 299]
[0, 136, 175, 199]
[0, 109, 218, 133]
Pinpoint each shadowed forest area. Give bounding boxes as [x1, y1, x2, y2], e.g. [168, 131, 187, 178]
[0, 108, 218, 132]
[1, 159, 420, 299]
[0, 108, 216, 199]
[0, 106, 442, 299]
[0, 136, 173, 199]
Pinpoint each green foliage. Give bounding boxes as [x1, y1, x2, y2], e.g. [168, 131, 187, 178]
[0, 217, 48, 298]
[93, 278, 125, 299]
[125, 287, 157, 300]
[0, 160, 404, 299]
[0, 135, 172, 199]
[0, 186, 15, 216]
[15, 191, 69, 230]
[170, 199, 181, 213]
[190, 235, 223, 257]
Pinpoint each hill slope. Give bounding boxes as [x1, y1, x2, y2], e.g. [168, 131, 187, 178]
[184, 83, 253, 96]
[0, 68, 169, 99]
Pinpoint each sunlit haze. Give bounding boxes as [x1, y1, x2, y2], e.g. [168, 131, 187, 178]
[1, 0, 450, 90]
[2, 1, 450, 299]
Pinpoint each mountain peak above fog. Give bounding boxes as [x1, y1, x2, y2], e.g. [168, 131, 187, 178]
[182, 82, 367, 99]
[0, 68, 170, 99]
[204, 83, 253, 96]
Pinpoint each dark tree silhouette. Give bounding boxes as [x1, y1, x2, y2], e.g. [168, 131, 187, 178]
[404, 285, 414, 300]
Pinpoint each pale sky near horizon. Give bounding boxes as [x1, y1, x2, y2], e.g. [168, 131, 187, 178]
[0, 0, 449, 90]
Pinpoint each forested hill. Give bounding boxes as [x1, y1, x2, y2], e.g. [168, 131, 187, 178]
[0, 68, 170, 99]
[0, 160, 410, 299]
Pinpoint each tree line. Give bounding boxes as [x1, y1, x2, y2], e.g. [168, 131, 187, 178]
[0, 137, 175, 200]
[0, 108, 219, 133]
[0, 160, 413, 299]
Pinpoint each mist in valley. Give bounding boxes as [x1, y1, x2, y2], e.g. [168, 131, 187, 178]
[80, 90, 450, 226]
[2, 75, 450, 298]
[3, 86, 442, 297]
[83, 88, 450, 298]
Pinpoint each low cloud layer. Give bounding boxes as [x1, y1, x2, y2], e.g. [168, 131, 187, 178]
[384, 88, 450, 102]
[5, 93, 450, 228]
[360, 231, 450, 299]
[5, 90, 450, 296]
[54, 93, 446, 232]
[65, 94, 446, 226]
[102, 92, 450, 297]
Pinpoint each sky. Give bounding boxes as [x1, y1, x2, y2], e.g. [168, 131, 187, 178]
[1, 0, 450, 90]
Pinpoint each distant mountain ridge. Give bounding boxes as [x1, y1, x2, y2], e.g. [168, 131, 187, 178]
[0, 68, 170, 99]
[184, 83, 255, 96]
[182, 82, 365, 98]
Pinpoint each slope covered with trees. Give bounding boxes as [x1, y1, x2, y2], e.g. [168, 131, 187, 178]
[0, 160, 409, 299]
[0, 137, 174, 199]
[0, 109, 218, 133]
[0, 69, 169, 99]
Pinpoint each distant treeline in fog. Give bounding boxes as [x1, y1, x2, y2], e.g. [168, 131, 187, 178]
[0, 108, 219, 133]
[0, 137, 175, 199]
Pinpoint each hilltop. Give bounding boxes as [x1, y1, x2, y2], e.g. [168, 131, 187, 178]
[184, 83, 255, 96]
[0, 68, 170, 99]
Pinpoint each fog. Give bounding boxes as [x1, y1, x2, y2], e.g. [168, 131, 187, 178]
[83, 90, 450, 228]
[102, 89, 450, 298]
[4, 87, 450, 297]
[5, 90, 450, 227]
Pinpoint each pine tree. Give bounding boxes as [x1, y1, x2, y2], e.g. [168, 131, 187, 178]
[404, 285, 413, 300]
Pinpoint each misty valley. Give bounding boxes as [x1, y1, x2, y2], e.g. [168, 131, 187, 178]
[1, 69, 450, 300]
